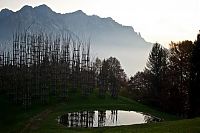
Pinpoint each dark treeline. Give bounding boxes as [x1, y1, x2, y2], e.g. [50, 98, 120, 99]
[96, 57, 127, 98]
[128, 32, 200, 118]
[0, 32, 126, 109]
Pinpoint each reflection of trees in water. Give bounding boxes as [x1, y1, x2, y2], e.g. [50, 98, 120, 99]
[97, 110, 118, 127]
[98, 110, 106, 127]
[144, 115, 162, 123]
[59, 110, 119, 128]
[110, 110, 118, 124]
[88, 111, 95, 127]
[144, 115, 152, 123]
[59, 113, 69, 126]
[59, 111, 95, 127]
[59, 110, 162, 128]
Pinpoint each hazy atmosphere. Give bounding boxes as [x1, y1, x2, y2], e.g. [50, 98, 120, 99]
[0, 1, 200, 133]
[0, 0, 200, 46]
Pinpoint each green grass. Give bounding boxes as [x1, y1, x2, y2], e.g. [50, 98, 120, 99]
[1, 93, 199, 133]
[36, 117, 200, 133]
[0, 94, 53, 133]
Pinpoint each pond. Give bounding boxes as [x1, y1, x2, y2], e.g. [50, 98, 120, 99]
[57, 110, 161, 128]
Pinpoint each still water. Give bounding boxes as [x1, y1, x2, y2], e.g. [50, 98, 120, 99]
[58, 110, 161, 128]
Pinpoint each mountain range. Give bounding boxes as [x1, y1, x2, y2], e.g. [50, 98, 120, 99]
[0, 4, 152, 76]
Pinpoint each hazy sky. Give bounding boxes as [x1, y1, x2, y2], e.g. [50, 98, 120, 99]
[0, 0, 200, 47]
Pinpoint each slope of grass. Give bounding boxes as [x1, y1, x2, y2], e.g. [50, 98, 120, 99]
[19, 93, 179, 133]
[2, 93, 197, 133]
[0, 94, 52, 133]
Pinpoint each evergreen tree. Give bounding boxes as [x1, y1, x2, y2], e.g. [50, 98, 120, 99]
[146, 43, 168, 105]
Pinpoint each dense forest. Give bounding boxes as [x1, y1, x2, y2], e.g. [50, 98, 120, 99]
[0, 31, 200, 120]
[0, 33, 126, 109]
[127, 32, 200, 118]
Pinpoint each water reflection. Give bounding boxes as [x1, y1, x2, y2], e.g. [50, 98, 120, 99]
[58, 110, 161, 128]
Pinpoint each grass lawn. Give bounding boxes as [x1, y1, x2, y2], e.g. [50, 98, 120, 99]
[0, 93, 199, 133]
[37, 117, 200, 133]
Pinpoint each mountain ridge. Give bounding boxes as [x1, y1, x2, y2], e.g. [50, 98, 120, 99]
[0, 4, 146, 43]
[0, 4, 152, 75]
